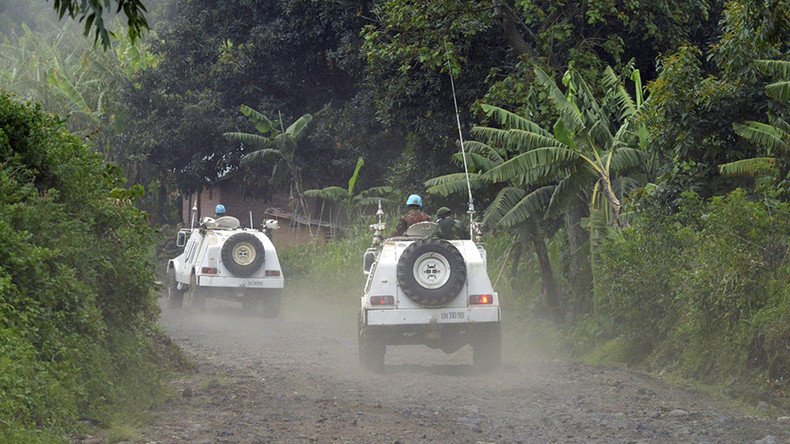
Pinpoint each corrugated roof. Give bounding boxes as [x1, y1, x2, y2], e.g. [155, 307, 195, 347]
[263, 208, 344, 230]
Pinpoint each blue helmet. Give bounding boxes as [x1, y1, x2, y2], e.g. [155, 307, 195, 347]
[215, 204, 226, 215]
[406, 194, 423, 207]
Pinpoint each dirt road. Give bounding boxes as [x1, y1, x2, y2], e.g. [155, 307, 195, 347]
[142, 300, 788, 443]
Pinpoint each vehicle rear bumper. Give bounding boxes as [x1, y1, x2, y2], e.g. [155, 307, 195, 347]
[365, 306, 500, 325]
[196, 275, 284, 289]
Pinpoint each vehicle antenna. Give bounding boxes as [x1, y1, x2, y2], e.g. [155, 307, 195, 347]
[445, 45, 477, 240]
[190, 200, 198, 229]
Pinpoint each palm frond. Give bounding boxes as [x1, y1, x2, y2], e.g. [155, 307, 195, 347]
[425, 173, 484, 196]
[733, 121, 790, 154]
[498, 186, 555, 227]
[284, 113, 313, 139]
[607, 147, 648, 173]
[602, 66, 636, 120]
[356, 186, 395, 197]
[464, 140, 505, 164]
[452, 151, 499, 172]
[765, 81, 790, 101]
[240, 148, 282, 164]
[755, 59, 790, 78]
[588, 119, 613, 146]
[482, 147, 580, 183]
[224, 132, 270, 147]
[239, 104, 277, 134]
[478, 104, 552, 136]
[483, 187, 526, 226]
[718, 157, 777, 176]
[534, 66, 585, 131]
[545, 173, 588, 219]
[303, 186, 350, 200]
[472, 126, 564, 153]
[347, 156, 364, 195]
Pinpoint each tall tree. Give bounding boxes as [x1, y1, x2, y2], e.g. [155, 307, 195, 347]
[224, 106, 314, 218]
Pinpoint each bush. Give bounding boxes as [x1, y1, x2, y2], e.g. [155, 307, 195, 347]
[0, 92, 166, 438]
[593, 190, 790, 395]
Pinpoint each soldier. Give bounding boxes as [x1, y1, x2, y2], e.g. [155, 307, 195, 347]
[436, 207, 467, 240]
[392, 194, 431, 236]
[215, 204, 226, 218]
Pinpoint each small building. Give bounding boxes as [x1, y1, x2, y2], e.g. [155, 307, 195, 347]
[181, 181, 342, 248]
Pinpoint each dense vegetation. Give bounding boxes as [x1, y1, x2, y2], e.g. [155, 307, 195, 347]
[0, 92, 171, 441]
[0, 0, 788, 436]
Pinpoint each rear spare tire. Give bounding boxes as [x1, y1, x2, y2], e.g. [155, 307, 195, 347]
[396, 238, 467, 307]
[221, 232, 265, 277]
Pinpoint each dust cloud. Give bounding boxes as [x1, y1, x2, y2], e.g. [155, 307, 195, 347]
[142, 294, 787, 442]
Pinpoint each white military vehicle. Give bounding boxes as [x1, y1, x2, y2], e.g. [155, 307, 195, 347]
[166, 214, 284, 317]
[358, 204, 501, 373]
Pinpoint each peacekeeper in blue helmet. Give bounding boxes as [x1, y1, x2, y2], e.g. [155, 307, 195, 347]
[392, 194, 431, 236]
[215, 204, 226, 218]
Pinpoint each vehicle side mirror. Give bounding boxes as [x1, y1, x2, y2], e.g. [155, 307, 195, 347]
[363, 250, 376, 274]
[176, 231, 188, 247]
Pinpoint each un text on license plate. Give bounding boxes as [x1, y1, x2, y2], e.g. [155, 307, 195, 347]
[245, 280, 265, 287]
[440, 311, 465, 320]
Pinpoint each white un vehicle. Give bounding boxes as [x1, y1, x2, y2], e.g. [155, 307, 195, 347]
[166, 210, 284, 317]
[358, 203, 501, 373]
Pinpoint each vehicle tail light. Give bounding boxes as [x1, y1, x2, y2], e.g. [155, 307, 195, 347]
[265, 270, 281, 277]
[370, 295, 395, 306]
[201, 267, 218, 274]
[469, 294, 493, 305]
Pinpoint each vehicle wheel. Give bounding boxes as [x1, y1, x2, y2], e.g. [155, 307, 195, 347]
[358, 321, 385, 374]
[396, 238, 467, 307]
[260, 290, 282, 318]
[472, 323, 502, 373]
[187, 274, 206, 312]
[166, 268, 184, 309]
[221, 233, 265, 277]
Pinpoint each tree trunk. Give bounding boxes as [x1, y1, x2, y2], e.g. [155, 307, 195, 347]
[599, 172, 622, 226]
[495, 1, 537, 59]
[529, 224, 561, 319]
[564, 198, 592, 315]
[509, 241, 523, 291]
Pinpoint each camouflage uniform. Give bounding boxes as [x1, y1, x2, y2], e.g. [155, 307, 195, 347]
[392, 208, 431, 236]
[436, 207, 467, 240]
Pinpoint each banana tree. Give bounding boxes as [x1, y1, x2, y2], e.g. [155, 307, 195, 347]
[224, 105, 313, 220]
[478, 65, 649, 228]
[719, 60, 789, 180]
[425, 140, 563, 316]
[305, 157, 396, 230]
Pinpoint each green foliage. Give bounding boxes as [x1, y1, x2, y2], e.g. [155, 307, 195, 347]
[51, 0, 149, 49]
[647, 0, 789, 204]
[593, 190, 790, 393]
[0, 15, 160, 182]
[0, 92, 165, 438]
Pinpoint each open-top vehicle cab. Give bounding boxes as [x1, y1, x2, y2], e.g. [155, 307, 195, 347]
[358, 204, 502, 373]
[166, 215, 284, 317]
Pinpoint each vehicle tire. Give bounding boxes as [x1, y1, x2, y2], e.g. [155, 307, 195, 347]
[396, 238, 467, 307]
[187, 273, 206, 312]
[221, 233, 265, 277]
[260, 290, 282, 318]
[358, 320, 385, 374]
[472, 323, 502, 373]
[166, 268, 184, 309]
